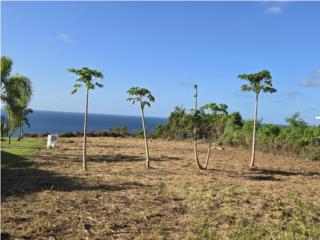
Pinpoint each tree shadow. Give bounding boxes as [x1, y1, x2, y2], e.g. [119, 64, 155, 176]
[205, 166, 320, 181]
[152, 155, 182, 161]
[93, 144, 136, 149]
[205, 168, 242, 177]
[35, 154, 80, 161]
[251, 168, 320, 177]
[2, 145, 42, 150]
[244, 175, 280, 181]
[1, 232, 11, 240]
[1, 151, 35, 168]
[1, 152, 147, 201]
[88, 154, 182, 163]
[33, 153, 182, 165]
[2, 167, 147, 201]
[88, 154, 144, 163]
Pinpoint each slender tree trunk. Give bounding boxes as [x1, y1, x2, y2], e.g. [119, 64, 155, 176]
[250, 93, 259, 168]
[140, 104, 150, 167]
[8, 114, 11, 144]
[17, 121, 22, 141]
[21, 125, 24, 139]
[193, 85, 204, 169]
[83, 88, 89, 171]
[203, 129, 214, 169]
[194, 138, 203, 169]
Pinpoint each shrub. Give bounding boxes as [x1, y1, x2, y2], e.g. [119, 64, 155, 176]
[59, 132, 77, 137]
[131, 129, 144, 138]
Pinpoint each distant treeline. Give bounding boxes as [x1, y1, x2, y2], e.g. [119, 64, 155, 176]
[150, 106, 320, 161]
[24, 126, 142, 138]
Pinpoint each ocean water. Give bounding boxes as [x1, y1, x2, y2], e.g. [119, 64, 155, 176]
[21, 110, 167, 134]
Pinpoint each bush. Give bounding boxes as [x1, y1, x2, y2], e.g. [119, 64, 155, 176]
[151, 124, 167, 138]
[131, 129, 144, 138]
[59, 132, 77, 137]
[153, 107, 319, 161]
[24, 133, 39, 138]
[108, 126, 129, 137]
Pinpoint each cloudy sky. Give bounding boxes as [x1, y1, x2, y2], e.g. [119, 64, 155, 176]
[2, 1, 320, 125]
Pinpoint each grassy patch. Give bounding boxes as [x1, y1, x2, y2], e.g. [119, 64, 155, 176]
[174, 180, 320, 239]
[1, 138, 44, 168]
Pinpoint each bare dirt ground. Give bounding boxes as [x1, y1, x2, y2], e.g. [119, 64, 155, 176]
[2, 137, 320, 239]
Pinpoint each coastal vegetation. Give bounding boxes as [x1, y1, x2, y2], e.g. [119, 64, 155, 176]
[0, 56, 33, 144]
[151, 108, 320, 161]
[68, 67, 104, 171]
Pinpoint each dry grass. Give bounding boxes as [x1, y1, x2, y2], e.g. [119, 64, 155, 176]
[2, 137, 320, 239]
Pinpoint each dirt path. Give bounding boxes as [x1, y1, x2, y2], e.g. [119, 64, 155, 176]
[2, 137, 320, 239]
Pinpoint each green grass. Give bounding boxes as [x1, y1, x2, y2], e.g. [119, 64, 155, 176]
[173, 181, 320, 239]
[1, 137, 44, 168]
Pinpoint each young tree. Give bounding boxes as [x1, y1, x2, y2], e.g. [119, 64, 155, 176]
[192, 85, 228, 170]
[68, 67, 104, 171]
[200, 103, 228, 169]
[192, 84, 203, 169]
[238, 70, 277, 168]
[127, 87, 155, 167]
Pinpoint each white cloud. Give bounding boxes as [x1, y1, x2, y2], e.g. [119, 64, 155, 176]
[301, 69, 320, 87]
[55, 33, 76, 44]
[316, 116, 320, 120]
[265, 6, 283, 14]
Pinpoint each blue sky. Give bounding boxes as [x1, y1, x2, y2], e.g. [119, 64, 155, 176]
[2, 1, 320, 125]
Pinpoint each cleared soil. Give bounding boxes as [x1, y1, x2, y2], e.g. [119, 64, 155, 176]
[2, 137, 320, 239]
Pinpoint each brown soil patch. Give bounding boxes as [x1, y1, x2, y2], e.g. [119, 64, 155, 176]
[2, 137, 320, 239]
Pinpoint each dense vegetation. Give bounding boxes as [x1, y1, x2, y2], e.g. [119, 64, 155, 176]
[151, 106, 320, 161]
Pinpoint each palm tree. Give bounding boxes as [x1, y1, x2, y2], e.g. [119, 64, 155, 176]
[17, 108, 33, 141]
[0, 115, 9, 137]
[238, 70, 277, 168]
[68, 67, 104, 171]
[1, 56, 33, 143]
[127, 87, 155, 168]
[1, 56, 13, 95]
[6, 76, 32, 143]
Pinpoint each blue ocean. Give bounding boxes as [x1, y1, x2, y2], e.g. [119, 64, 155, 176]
[22, 110, 167, 134]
